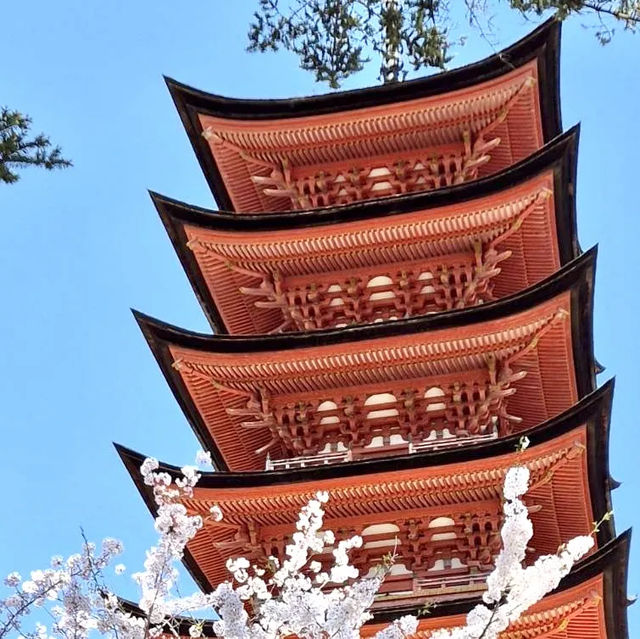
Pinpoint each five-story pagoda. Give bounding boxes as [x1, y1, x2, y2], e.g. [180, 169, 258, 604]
[118, 19, 630, 639]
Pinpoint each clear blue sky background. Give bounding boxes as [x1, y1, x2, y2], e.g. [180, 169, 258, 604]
[1, 1, 638, 634]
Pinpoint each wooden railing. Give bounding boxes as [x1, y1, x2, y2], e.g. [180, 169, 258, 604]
[409, 430, 498, 453]
[372, 572, 488, 606]
[265, 450, 352, 470]
[265, 428, 498, 470]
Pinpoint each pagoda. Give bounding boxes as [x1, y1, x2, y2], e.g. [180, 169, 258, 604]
[118, 18, 631, 639]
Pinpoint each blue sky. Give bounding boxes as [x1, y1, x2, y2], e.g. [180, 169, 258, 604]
[1, 0, 638, 634]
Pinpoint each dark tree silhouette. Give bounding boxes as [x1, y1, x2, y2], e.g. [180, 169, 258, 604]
[247, 0, 640, 88]
[0, 108, 71, 184]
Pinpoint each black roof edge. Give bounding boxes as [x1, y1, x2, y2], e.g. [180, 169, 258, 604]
[149, 125, 579, 232]
[118, 597, 216, 637]
[117, 597, 219, 637]
[586, 376, 617, 546]
[164, 19, 560, 121]
[132, 246, 596, 354]
[150, 196, 229, 335]
[131, 308, 226, 470]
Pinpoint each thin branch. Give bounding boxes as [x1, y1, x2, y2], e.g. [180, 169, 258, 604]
[582, 1, 640, 23]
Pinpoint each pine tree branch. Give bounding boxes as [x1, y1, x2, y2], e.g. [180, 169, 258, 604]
[0, 107, 71, 183]
[246, 0, 640, 87]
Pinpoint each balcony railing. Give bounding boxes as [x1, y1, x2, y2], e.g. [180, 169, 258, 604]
[414, 572, 489, 594]
[265, 429, 498, 471]
[408, 430, 498, 453]
[266, 450, 353, 471]
[371, 571, 488, 607]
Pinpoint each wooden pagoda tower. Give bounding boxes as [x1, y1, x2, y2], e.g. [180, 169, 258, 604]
[118, 19, 631, 639]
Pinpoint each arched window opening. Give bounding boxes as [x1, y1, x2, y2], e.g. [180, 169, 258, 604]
[424, 386, 446, 412]
[317, 400, 339, 425]
[327, 283, 344, 307]
[364, 392, 399, 420]
[368, 167, 393, 193]
[428, 516, 455, 529]
[367, 275, 395, 301]
[418, 270, 435, 295]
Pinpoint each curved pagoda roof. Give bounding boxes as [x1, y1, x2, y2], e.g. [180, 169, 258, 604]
[134, 249, 597, 471]
[167, 20, 562, 212]
[153, 127, 579, 335]
[116, 382, 616, 597]
[115, 530, 630, 639]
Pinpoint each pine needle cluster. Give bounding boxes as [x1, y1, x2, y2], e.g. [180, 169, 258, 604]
[247, 0, 640, 88]
[0, 107, 71, 184]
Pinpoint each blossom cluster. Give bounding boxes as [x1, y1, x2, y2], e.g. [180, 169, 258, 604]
[0, 452, 212, 639]
[1, 452, 598, 639]
[134, 457, 207, 624]
[428, 465, 594, 639]
[0, 538, 127, 639]
[208, 489, 390, 639]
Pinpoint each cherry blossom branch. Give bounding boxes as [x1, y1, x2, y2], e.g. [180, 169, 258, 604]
[0, 445, 610, 639]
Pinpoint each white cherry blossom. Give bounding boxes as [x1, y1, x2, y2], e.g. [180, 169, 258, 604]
[1, 458, 600, 639]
